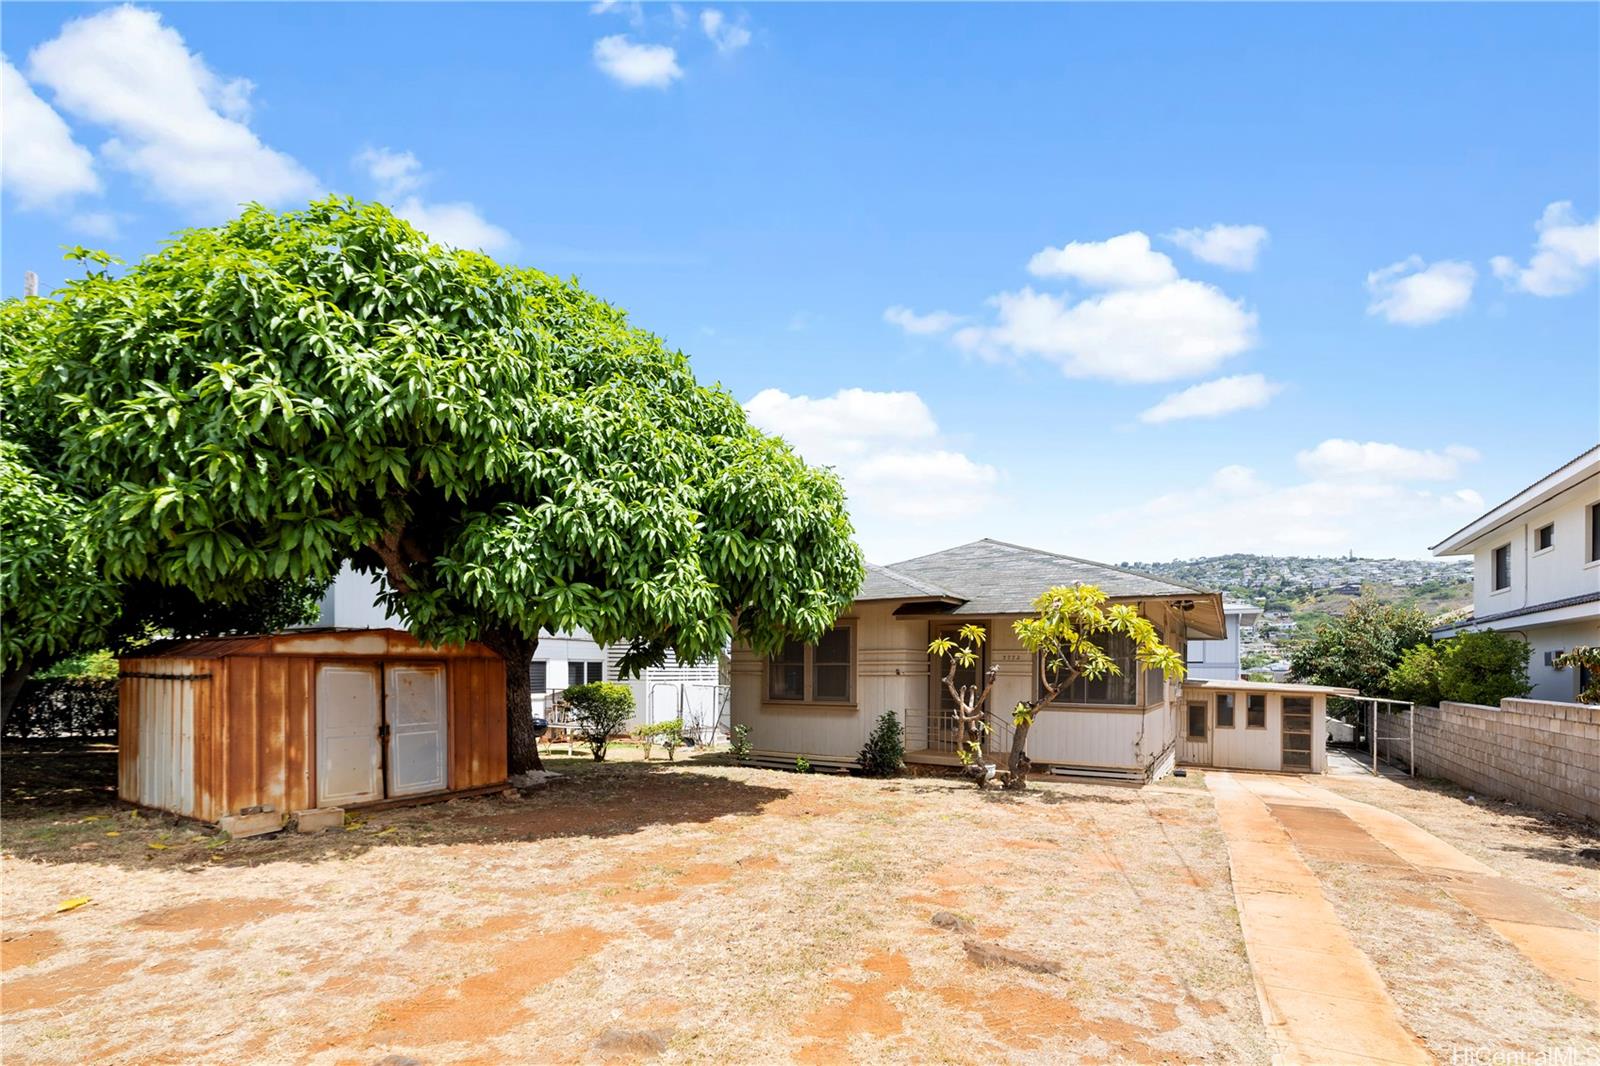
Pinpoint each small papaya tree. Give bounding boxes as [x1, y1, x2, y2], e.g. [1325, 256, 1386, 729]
[928, 624, 1001, 787]
[1553, 647, 1600, 704]
[1008, 586, 1185, 791]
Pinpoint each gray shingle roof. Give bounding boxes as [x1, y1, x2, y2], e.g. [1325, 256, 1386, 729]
[878, 539, 1210, 615]
[857, 563, 963, 602]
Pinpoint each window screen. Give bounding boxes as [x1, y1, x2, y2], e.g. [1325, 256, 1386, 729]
[1047, 632, 1138, 705]
[1493, 544, 1511, 590]
[1215, 694, 1235, 728]
[1247, 694, 1267, 728]
[1535, 524, 1554, 552]
[1186, 702, 1207, 740]
[812, 625, 853, 702]
[530, 661, 547, 694]
[768, 639, 806, 701]
[586, 661, 603, 684]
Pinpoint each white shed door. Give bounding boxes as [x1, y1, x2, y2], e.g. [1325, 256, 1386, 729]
[316, 664, 383, 807]
[385, 664, 448, 796]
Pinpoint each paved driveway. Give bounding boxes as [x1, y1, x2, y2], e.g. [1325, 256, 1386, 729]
[1208, 771, 1599, 1065]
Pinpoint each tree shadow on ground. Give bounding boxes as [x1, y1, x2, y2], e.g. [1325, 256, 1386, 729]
[1, 743, 792, 871]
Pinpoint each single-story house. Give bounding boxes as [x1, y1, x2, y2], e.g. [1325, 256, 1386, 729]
[730, 539, 1353, 780]
[118, 628, 508, 823]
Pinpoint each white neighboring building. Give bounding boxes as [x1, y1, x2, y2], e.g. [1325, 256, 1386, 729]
[1430, 445, 1600, 702]
[316, 565, 726, 735]
[1185, 601, 1263, 681]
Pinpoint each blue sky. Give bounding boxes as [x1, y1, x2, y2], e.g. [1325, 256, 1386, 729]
[4, 2, 1597, 564]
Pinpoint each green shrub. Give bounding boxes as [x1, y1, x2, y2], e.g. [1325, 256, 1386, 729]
[638, 717, 685, 761]
[1384, 644, 1443, 706]
[1438, 630, 1531, 707]
[857, 711, 905, 777]
[794, 755, 812, 773]
[563, 681, 635, 761]
[729, 723, 752, 759]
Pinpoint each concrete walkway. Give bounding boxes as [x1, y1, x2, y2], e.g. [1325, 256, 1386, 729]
[1208, 770, 1600, 1066]
[1206, 772, 1433, 1066]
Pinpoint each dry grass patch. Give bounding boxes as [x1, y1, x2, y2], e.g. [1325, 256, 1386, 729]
[3, 745, 1270, 1064]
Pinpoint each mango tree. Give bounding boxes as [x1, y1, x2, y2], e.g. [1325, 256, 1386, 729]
[6, 199, 862, 772]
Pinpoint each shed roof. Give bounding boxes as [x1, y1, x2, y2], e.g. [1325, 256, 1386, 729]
[1184, 678, 1359, 697]
[124, 628, 498, 660]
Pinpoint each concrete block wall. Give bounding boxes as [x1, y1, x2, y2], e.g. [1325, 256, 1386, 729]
[1410, 699, 1600, 823]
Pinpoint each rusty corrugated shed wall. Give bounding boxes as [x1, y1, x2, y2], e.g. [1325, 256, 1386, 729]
[120, 638, 508, 822]
[119, 658, 215, 819]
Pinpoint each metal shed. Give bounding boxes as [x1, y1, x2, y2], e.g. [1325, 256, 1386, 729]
[118, 628, 507, 823]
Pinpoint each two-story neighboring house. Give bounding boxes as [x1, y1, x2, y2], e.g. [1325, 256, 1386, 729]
[1185, 601, 1264, 681]
[1430, 445, 1600, 701]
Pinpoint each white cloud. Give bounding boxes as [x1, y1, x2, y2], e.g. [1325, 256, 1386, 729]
[955, 279, 1258, 384]
[1086, 453, 1486, 559]
[700, 9, 751, 53]
[883, 305, 963, 335]
[1139, 373, 1282, 424]
[356, 146, 424, 198]
[393, 197, 515, 254]
[1295, 439, 1480, 482]
[593, 35, 682, 89]
[1166, 223, 1269, 271]
[744, 387, 1002, 527]
[68, 210, 122, 238]
[1, 55, 100, 209]
[355, 147, 513, 254]
[1365, 256, 1476, 325]
[1027, 231, 1177, 289]
[590, 0, 645, 28]
[1490, 201, 1599, 297]
[27, 6, 317, 218]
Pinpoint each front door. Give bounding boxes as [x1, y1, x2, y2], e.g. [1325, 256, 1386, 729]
[1181, 699, 1211, 766]
[385, 663, 448, 796]
[930, 624, 986, 754]
[1281, 696, 1313, 771]
[316, 664, 383, 806]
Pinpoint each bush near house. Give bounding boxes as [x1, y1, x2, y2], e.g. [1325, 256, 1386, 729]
[857, 711, 905, 777]
[565, 682, 635, 761]
[1385, 644, 1444, 707]
[1437, 630, 1532, 707]
[638, 717, 686, 761]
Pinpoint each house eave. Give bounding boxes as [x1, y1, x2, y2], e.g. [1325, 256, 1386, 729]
[1429, 445, 1600, 556]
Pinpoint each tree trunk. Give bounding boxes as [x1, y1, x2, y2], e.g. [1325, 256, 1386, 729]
[481, 630, 543, 776]
[1006, 711, 1035, 791]
[1, 661, 35, 733]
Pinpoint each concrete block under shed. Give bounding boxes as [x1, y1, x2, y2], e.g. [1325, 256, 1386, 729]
[219, 809, 284, 839]
[293, 807, 345, 834]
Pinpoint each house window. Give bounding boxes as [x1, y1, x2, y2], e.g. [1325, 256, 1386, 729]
[1589, 503, 1600, 563]
[1246, 694, 1267, 729]
[1043, 632, 1139, 706]
[1492, 544, 1511, 591]
[1215, 694, 1235, 728]
[1534, 523, 1555, 552]
[568, 660, 603, 687]
[530, 661, 548, 694]
[1186, 702, 1207, 740]
[767, 623, 855, 703]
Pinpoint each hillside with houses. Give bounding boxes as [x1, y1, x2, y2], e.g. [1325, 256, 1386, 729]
[1127, 554, 1475, 677]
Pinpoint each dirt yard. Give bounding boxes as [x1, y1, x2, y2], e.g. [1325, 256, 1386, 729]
[2, 743, 1596, 1064]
